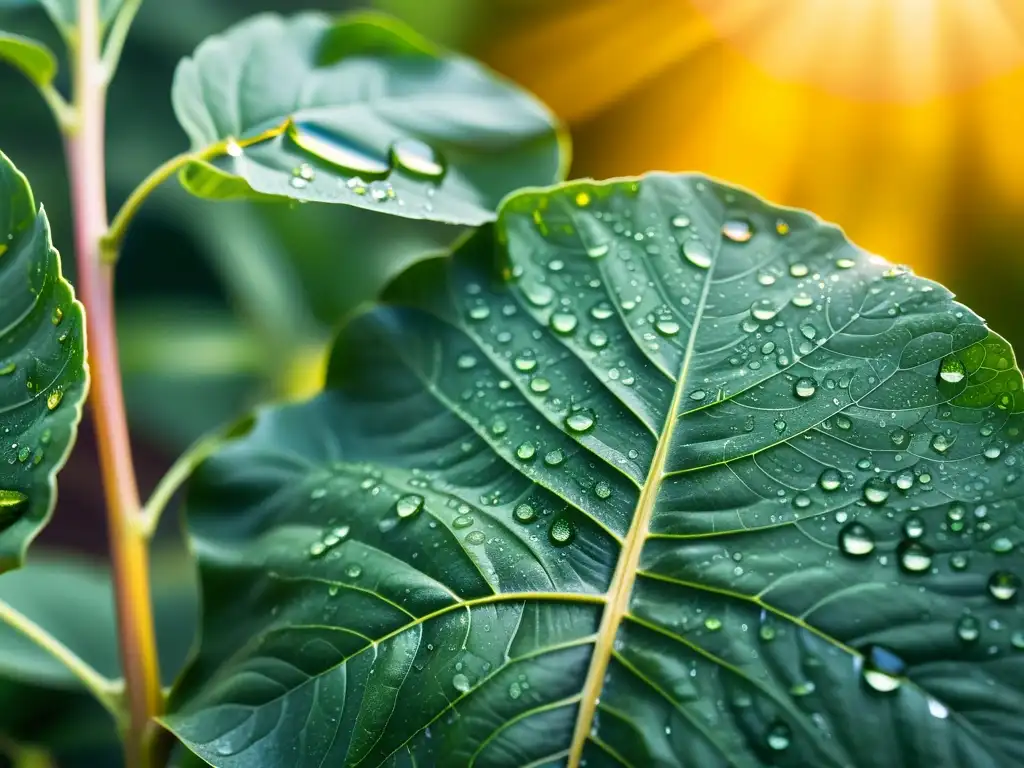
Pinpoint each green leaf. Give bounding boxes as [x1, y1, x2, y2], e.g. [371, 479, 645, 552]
[0, 32, 55, 86]
[0, 149, 86, 573]
[172, 12, 568, 226]
[30, 0, 122, 33]
[166, 174, 1024, 767]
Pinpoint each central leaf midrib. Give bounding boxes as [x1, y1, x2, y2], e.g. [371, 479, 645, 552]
[566, 239, 718, 765]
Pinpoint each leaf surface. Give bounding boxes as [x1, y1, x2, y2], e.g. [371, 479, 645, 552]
[0, 31, 55, 85]
[171, 12, 567, 226]
[0, 149, 86, 572]
[166, 174, 1024, 767]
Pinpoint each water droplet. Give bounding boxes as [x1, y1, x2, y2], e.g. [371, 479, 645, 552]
[51, 307, 63, 325]
[395, 494, 424, 519]
[456, 354, 477, 370]
[889, 427, 909, 447]
[860, 646, 905, 694]
[344, 562, 362, 579]
[792, 493, 811, 509]
[895, 471, 914, 491]
[773, 419, 787, 433]
[750, 299, 778, 322]
[836, 415, 852, 430]
[389, 138, 446, 180]
[839, 522, 875, 557]
[586, 242, 609, 259]
[671, 214, 691, 229]
[689, 390, 707, 402]
[776, 219, 791, 236]
[903, 516, 925, 539]
[988, 571, 1020, 601]
[655, 318, 681, 336]
[793, 377, 817, 399]
[897, 540, 934, 573]
[565, 410, 595, 433]
[819, 468, 842, 491]
[765, 721, 791, 751]
[862, 478, 890, 505]
[682, 240, 712, 269]
[544, 449, 565, 466]
[514, 503, 536, 523]
[721, 218, 753, 243]
[703, 616, 722, 631]
[550, 311, 578, 335]
[836, 257, 856, 269]
[225, 138, 243, 158]
[465, 530, 486, 546]
[590, 302, 614, 320]
[956, 615, 981, 643]
[516, 442, 536, 461]
[789, 263, 809, 278]
[452, 673, 471, 693]
[931, 433, 952, 454]
[938, 356, 966, 384]
[791, 292, 814, 308]
[985, 445, 1002, 460]
[513, 352, 537, 372]
[289, 174, 308, 189]
[508, 681, 522, 699]
[594, 481, 612, 499]
[453, 514, 474, 529]
[548, 516, 576, 546]
[529, 377, 551, 394]
[950, 553, 969, 571]
[286, 119, 389, 179]
[588, 329, 608, 349]
[309, 541, 326, 558]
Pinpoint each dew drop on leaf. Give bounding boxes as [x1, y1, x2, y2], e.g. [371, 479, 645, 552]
[703, 616, 722, 631]
[897, 540, 934, 574]
[889, 427, 909, 447]
[681, 240, 711, 269]
[513, 503, 535, 523]
[839, 522, 875, 557]
[930, 433, 952, 454]
[565, 411, 596, 433]
[452, 673, 470, 693]
[588, 329, 608, 348]
[548, 516, 575, 546]
[550, 311, 578, 335]
[860, 645, 905, 694]
[793, 377, 817, 399]
[587, 243, 610, 259]
[862, 478, 890, 505]
[938, 356, 966, 384]
[395, 494, 424, 520]
[789, 263, 809, 278]
[956, 615, 980, 643]
[516, 441, 536, 461]
[453, 514, 474, 530]
[389, 138, 446, 180]
[819, 468, 842, 491]
[655, 318, 681, 336]
[543, 449, 565, 466]
[46, 388, 63, 410]
[750, 299, 778, 322]
[594, 481, 612, 499]
[902, 516, 925, 539]
[765, 721, 791, 751]
[988, 571, 1020, 602]
[721, 218, 753, 243]
[287, 120, 390, 179]
[465, 530, 486, 546]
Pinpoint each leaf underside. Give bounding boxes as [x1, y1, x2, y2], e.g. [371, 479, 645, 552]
[171, 12, 566, 226]
[0, 149, 87, 572]
[167, 173, 1024, 768]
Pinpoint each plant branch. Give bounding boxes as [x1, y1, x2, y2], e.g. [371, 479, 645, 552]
[138, 431, 226, 539]
[40, 83, 76, 132]
[101, 0, 143, 83]
[0, 598, 123, 718]
[67, 0, 163, 765]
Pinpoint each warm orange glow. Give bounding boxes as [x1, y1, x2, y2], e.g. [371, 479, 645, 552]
[479, 0, 1024, 303]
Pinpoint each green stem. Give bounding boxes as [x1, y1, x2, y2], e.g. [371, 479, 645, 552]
[100, 0, 144, 83]
[139, 432, 226, 539]
[68, 1, 163, 765]
[39, 83, 76, 132]
[0, 598, 123, 718]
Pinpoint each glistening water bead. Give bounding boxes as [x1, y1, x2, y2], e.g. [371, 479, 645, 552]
[395, 494, 424, 519]
[548, 516, 575, 546]
[860, 645, 906, 694]
[938, 355, 966, 384]
[286, 120, 390, 179]
[389, 138, 447, 181]
[839, 522, 875, 557]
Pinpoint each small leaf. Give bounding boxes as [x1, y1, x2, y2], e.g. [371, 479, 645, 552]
[171, 12, 567, 226]
[0, 149, 86, 573]
[166, 174, 1024, 766]
[0, 31, 56, 86]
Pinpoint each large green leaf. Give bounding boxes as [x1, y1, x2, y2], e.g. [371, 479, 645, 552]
[166, 174, 1024, 767]
[172, 12, 568, 226]
[0, 149, 86, 572]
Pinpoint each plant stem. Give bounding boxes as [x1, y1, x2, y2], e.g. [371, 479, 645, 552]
[100, 0, 144, 83]
[67, 1, 162, 765]
[0, 598, 123, 718]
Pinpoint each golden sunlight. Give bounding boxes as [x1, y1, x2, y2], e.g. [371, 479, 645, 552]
[479, 0, 1024, 323]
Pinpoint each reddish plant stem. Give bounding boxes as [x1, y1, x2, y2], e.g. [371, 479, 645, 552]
[67, 1, 163, 765]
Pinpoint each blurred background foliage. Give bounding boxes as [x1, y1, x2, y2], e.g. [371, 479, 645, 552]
[1, 0, 1023, 751]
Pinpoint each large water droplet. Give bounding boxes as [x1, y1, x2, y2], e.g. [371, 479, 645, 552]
[897, 540, 934, 574]
[930, 433, 952, 454]
[750, 299, 778, 322]
[682, 240, 712, 269]
[0, 489, 28, 530]
[549, 516, 576, 546]
[655, 318, 681, 336]
[789, 263, 809, 278]
[587, 242, 610, 259]
[903, 516, 925, 539]
[389, 138, 446, 180]
[544, 449, 565, 466]
[839, 522, 875, 557]
[721, 219, 753, 243]
[46, 388, 63, 411]
[465, 530, 486, 546]
[516, 441, 536, 461]
[938, 356, 966, 384]
[395, 494, 424, 519]
[452, 673, 471, 693]
[565, 410, 596, 433]
[765, 721, 791, 751]
[514, 503, 536, 523]
[860, 646, 905, 694]
[793, 377, 817, 399]
[889, 427, 909, 447]
[819, 468, 842, 491]
[287, 120, 390, 179]
[988, 571, 1020, 601]
[550, 311, 578, 335]
[862, 478, 890, 505]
